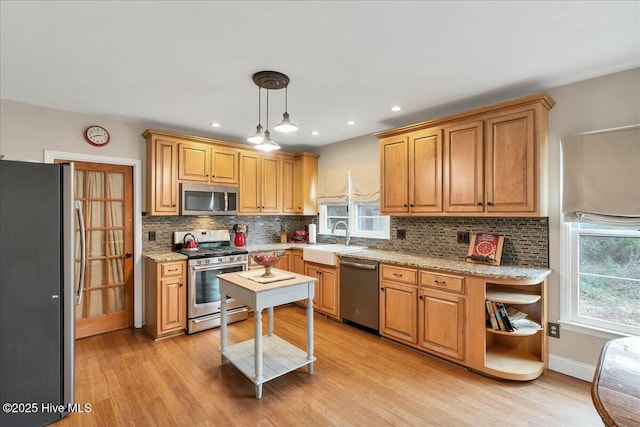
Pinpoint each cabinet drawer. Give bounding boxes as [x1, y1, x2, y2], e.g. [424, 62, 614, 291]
[419, 271, 464, 293]
[381, 264, 417, 284]
[161, 262, 184, 278]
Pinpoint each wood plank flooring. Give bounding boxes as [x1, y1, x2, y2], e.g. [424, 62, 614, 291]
[59, 305, 602, 426]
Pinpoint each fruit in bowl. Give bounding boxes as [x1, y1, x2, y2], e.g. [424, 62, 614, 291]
[252, 251, 284, 278]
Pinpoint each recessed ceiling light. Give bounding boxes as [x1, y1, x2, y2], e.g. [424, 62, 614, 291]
[346, 120, 355, 126]
[391, 106, 402, 112]
[311, 131, 320, 136]
[210, 122, 221, 127]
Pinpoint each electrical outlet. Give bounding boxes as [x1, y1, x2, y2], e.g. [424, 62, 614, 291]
[396, 229, 406, 240]
[457, 231, 470, 244]
[148, 231, 156, 241]
[548, 322, 560, 338]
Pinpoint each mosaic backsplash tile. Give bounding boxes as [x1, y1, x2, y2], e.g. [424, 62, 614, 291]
[142, 215, 548, 268]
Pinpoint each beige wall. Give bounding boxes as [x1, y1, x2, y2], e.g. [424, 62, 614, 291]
[312, 133, 379, 170]
[1, 99, 147, 162]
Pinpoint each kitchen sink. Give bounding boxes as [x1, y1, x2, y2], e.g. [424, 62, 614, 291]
[303, 244, 366, 266]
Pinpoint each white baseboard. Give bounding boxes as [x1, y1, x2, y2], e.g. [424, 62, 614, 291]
[548, 355, 596, 382]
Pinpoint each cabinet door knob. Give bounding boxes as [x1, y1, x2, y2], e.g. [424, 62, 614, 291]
[477, 202, 483, 206]
[419, 295, 423, 300]
[380, 287, 384, 291]
[487, 202, 494, 206]
[403, 204, 408, 207]
[434, 280, 446, 285]
[409, 204, 414, 207]
[179, 283, 183, 287]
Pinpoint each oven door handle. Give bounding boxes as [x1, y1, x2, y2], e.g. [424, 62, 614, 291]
[190, 264, 245, 272]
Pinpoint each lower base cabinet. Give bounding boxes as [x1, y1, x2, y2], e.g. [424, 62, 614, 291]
[305, 261, 339, 319]
[143, 258, 187, 339]
[379, 262, 548, 380]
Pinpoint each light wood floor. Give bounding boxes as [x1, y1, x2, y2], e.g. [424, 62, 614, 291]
[60, 305, 602, 427]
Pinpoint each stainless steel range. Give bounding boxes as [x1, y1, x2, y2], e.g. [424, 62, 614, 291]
[173, 229, 248, 334]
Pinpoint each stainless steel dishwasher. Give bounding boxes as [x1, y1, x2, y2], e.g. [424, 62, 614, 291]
[340, 257, 379, 333]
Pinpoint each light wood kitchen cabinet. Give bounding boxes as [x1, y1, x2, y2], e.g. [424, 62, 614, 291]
[290, 249, 305, 274]
[377, 92, 554, 217]
[484, 108, 535, 213]
[380, 127, 443, 214]
[443, 121, 484, 213]
[379, 264, 418, 344]
[282, 153, 319, 215]
[178, 142, 239, 185]
[239, 151, 281, 214]
[275, 251, 290, 270]
[418, 271, 466, 361]
[305, 262, 339, 319]
[143, 258, 186, 339]
[144, 134, 179, 216]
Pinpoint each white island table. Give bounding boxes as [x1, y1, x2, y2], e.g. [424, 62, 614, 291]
[218, 269, 317, 398]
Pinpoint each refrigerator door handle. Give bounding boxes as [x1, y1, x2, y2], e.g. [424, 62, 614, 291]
[75, 201, 86, 306]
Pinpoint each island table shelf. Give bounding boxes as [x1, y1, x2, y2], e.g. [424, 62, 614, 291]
[218, 269, 317, 398]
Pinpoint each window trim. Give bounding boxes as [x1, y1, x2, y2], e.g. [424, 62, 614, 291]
[560, 221, 640, 337]
[318, 201, 390, 240]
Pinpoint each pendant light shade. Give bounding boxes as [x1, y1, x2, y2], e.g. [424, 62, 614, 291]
[247, 124, 265, 144]
[274, 86, 298, 133]
[247, 87, 265, 144]
[255, 130, 281, 152]
[248, 71, 298, 150]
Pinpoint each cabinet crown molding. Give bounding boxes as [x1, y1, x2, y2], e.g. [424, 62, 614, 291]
[374, 92, 555, 139]
[142, 128, 317, 158]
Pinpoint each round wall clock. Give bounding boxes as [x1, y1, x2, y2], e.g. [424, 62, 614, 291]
[84, 125, 110, 147]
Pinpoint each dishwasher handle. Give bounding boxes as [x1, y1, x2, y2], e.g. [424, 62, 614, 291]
[341, 260, 377, 270]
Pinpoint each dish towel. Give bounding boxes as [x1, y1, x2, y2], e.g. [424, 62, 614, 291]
[238, 270, 295, 284]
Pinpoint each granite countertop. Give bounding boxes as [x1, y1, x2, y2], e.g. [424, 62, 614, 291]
[143, 252, 188, 262]
[243, 244, 551, 282]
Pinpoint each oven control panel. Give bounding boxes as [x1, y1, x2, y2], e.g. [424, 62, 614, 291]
[189, 254, 248, 266]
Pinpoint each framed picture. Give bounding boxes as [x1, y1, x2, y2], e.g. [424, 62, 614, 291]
[467, 233, 504, 266]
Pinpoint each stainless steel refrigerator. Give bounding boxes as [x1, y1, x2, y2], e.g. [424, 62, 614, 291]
[1, 160, 84, 426]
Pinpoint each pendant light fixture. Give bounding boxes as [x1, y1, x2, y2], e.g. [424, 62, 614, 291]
[249, 71, 297, 151]
[247, 86, 265, 144]
[274, 85, 298, 133]
[255, 88, 280, 152]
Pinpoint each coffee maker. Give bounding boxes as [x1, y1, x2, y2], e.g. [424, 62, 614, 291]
[233, 224, 248, 247]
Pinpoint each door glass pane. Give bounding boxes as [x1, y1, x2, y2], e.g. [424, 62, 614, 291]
[109, 286, 125, 313]
[75, 170, 85, 198]
[88, 231, 105, 256]
[108, 202, 123, 227]
[88, 289, 106, 316]
[109, 258, 124, 285]
[88, 259, 105, 288]
[108, 173, 124, 199]
[87, 171, 104, 198]
[108, 230, 124, 256]
[88, 201, 105, 227]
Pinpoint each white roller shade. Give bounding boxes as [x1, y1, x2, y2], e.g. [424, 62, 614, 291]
[349, 164, 380, 203]
[317, 166, 348, 204]
[561, 126, 640, 225]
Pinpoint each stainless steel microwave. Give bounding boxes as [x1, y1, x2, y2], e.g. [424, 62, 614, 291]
[180, 183, 238, 215]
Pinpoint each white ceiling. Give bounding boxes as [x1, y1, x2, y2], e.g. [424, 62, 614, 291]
[1, 1, 638, 151]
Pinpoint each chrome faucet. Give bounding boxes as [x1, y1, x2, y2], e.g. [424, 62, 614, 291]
[331, 220, 350, 246]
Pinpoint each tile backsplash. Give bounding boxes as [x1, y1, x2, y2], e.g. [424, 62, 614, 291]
[142, 215, 548, 268]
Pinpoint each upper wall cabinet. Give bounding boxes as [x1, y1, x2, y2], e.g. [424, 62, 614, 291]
[178, 142, 239, 185]
[143, 129, 318, 216]
[144, 134, 180, 216]
[380, 127, 443, 214]
[376, 93, 554, 217]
